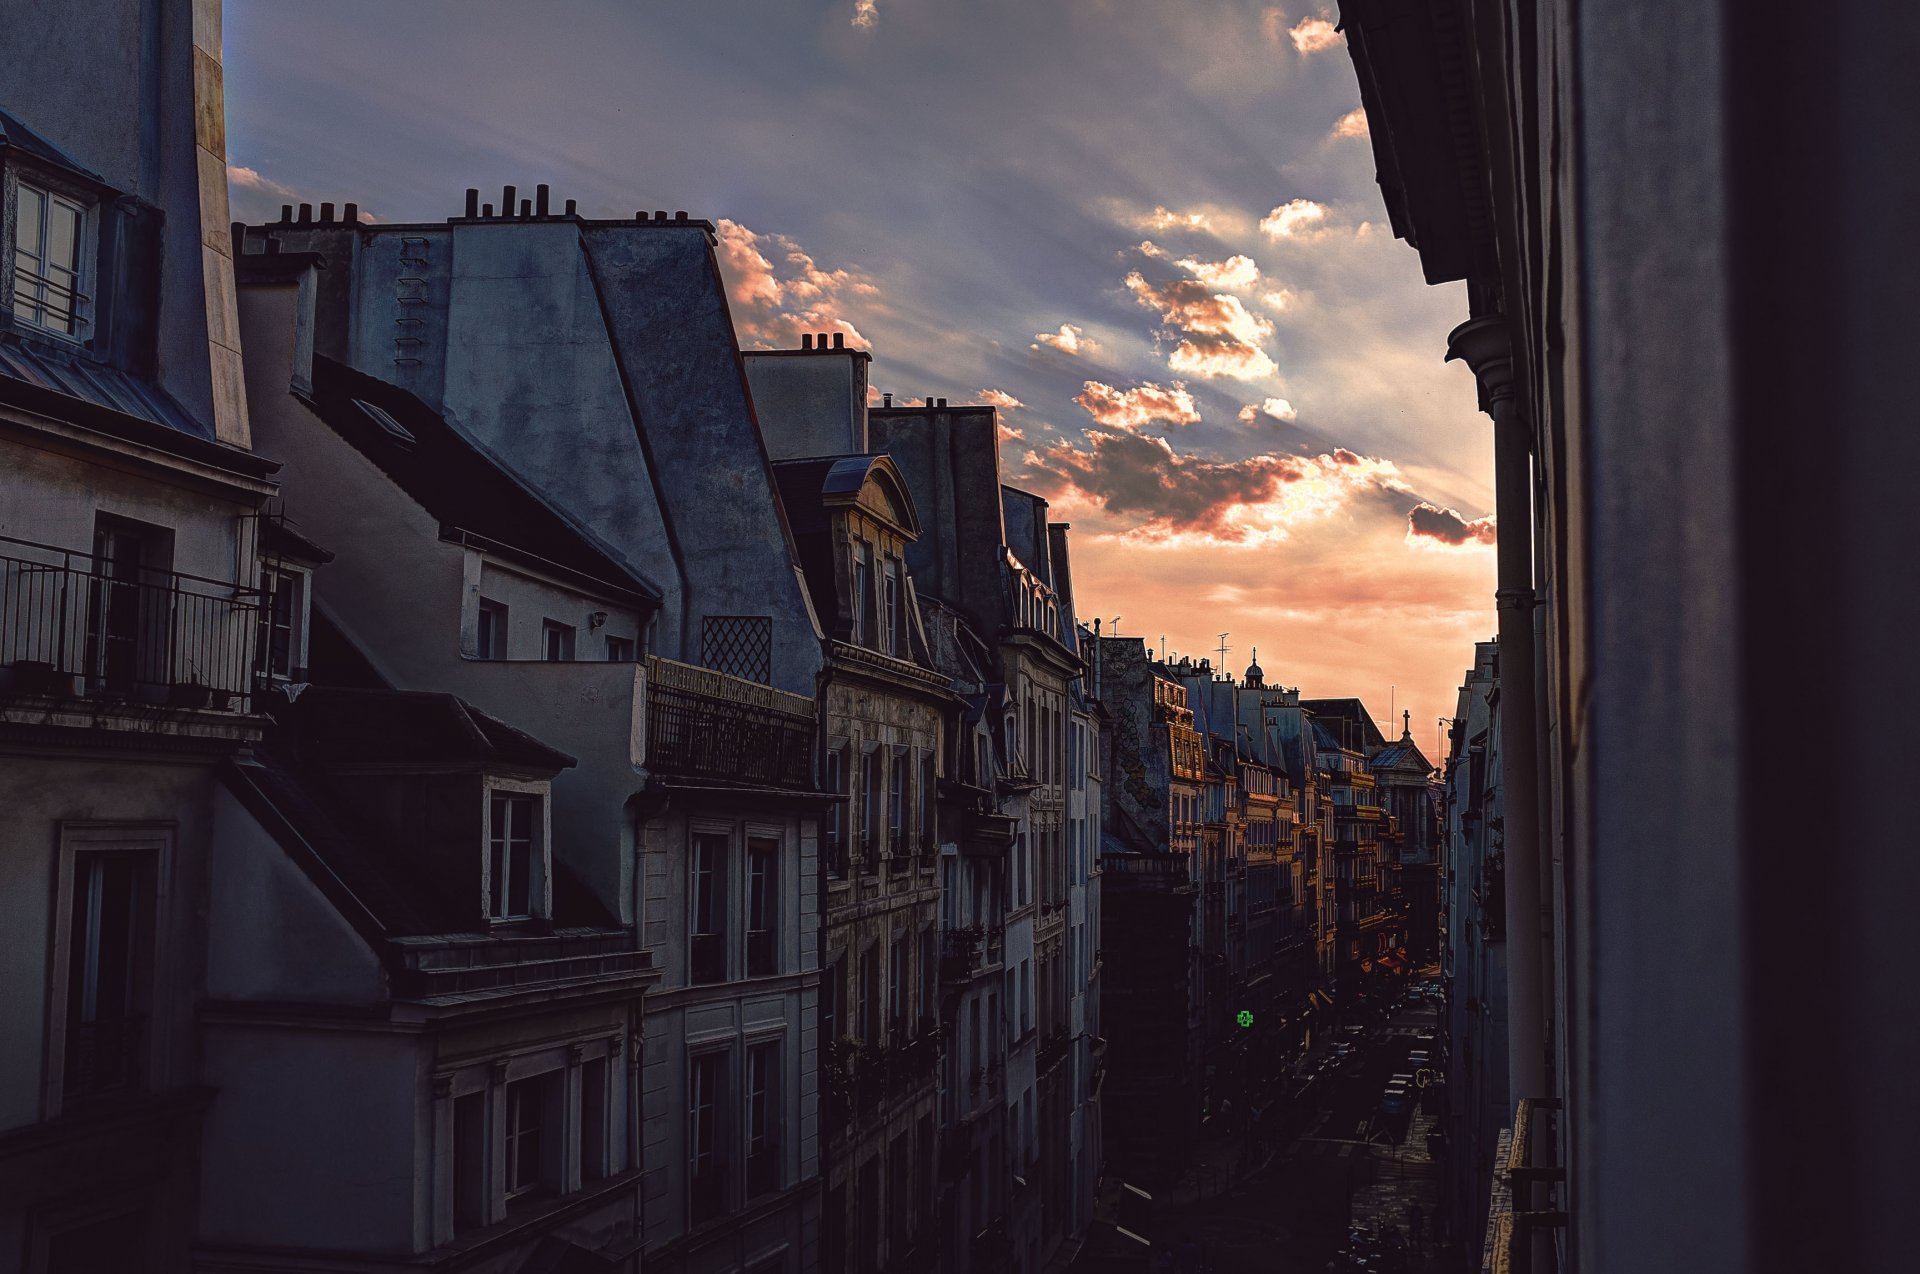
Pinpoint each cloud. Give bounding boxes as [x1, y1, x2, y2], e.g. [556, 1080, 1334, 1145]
[1238, 397, 1299, 423]
[999, 422, 1026, 443]
[1137, 239, 1168, 258]
[1138, 205, 1216, 233]
[228, 164, 296, 199]
[1032, 323, 1099, 357]
[1289, 16, 1342, 55]
[714, 218, 877, 349]
[1332, 107, 1369, 140]
[1075, 379, 1201, 432]
[1022, 432, 1410, 545]
[979, 388, 1025, 410]
[1175, 254, 1261, 290]
[852, 1, 878, 29]
[1260, 198, 1329, 239]
[1261, 288, 1299, 313]
[1125, 271, 1279, 381]
[1406, 501, 1498, 547]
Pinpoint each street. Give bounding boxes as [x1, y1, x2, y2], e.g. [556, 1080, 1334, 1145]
[1141, 989, 1453, 1274]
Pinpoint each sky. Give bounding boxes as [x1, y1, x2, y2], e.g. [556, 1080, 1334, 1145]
[223, 0, 1496, 758]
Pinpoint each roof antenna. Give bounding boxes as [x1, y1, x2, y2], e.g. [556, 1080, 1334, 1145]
[1216, 632, 1230, 672]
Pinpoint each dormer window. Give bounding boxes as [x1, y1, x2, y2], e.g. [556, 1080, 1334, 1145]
[11, 178, 91, 339]
[881, 560, 899, 654]
[485, 788, 545, 922]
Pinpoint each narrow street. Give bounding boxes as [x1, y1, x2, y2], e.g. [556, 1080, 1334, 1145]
[1142, 989, 1455, 1274]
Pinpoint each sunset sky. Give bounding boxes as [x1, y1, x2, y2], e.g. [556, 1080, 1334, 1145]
[224, 0, 1496, 755]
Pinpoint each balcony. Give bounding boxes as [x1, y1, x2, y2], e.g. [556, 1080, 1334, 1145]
[941, 925, 997, 985]
[0, 534, 261, 725]
[643, 655, 814, 790]
[388, 932, 655, 1002]
[1483, 1097, 1566, 1273]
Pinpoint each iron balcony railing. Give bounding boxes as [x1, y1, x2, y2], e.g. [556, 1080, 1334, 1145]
[0, 535, 260, 712]
[643, 655, 815, 790]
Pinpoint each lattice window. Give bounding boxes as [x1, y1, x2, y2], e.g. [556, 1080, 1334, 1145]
[701, 615, 773, 684]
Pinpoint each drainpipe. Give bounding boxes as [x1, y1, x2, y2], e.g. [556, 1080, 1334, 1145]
[1446, 316, 1547, 1111]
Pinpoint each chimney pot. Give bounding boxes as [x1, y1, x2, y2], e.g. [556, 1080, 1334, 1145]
[654, 210, 667, 221]
[536, 184, 550, 216]
[297, 203, 313, 223]
[938, 397, 948, 407]
[519, 198, 532, 217]
[279, 204, 293, 223]
[343, 202, 359, 224]
[564, 198, 577, 216]
[675, 211, 687, 221]
[883, 393, 894, 407]
[482, 203, 494, 217]
[320, 201, 335, 223]
[465, 188, 480, 218]
[833, 332, 846, 349]
[502, 185, 517, 217]
[802, 334, 814, 350]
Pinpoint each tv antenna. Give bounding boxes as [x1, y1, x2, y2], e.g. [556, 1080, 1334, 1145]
[1216, 633, 1231, 670]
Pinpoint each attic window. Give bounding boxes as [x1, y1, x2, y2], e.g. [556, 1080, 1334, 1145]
[11, 179, 92, 339]
[353, 397, 415, 445]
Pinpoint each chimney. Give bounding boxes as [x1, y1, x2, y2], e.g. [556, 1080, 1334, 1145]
[319, 201, 335, 223]
[937, 397, 948, 407]
[802, 334, 814, 350]
[343, 202, 359, 224]
[501, 185, 517, 218]
[297, 203, 313, 222]
[536, 184, 550, 216]
[675, 210, 687, 221]
[279, 204, 293, 223]
[519, 199, 532, 217]
[883, 393, 894, 407]
[564, 198, 577, 216]
[833, 332, 846, 349]
[465, 188, 480, 218]
[654, 210, 667, 221]
[482, 203, 494, 217]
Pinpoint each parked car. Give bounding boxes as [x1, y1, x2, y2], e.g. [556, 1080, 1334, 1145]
[1380, 1080, 1412, 1115]
[1407, 1049, 1430, 1069]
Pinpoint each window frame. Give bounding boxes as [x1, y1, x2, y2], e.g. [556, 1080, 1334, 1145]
[43, 822, 171, 1119]
[476, 598, 508, 660]
[745, 1038, 782, 1198]
[541, 619, 576, 661]
[8, 167, 96, 343]
[604, 634, 636, 662]
[253, 563, 311, 682]
[483, 784, 546, 924]
[689, 1046, 733, 1225]
[689, 828, 731, 985]
[746, 835, 779, 977]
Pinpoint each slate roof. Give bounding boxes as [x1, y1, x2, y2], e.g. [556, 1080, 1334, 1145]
[1302, 697, 1388, 754]
[302, 356, 662, 605]
[0, 334, 235, 445]
[285, 685, 576, 773]
[0, 105, 104, 185]
[1370, 739, 1433, 773]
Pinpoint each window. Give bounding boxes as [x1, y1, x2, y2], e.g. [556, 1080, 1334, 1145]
[12, 180, 88, 336]
[882, 561, 901, 654]
[920, 751, 936, 853]
[861, 749, 881, 867]
[691, 833, 728, 984]
[888, 750, 907, 853]
[690, 1050, 729, 1223]
[747, 1041, 781, 1197]
[85, 517, 170, 697]
[1016, 832, 1029, 908]
[853, 543, 874, 645]
[747, 838, 778, 977]
[890, 933, 908, 1038]
[542, 620, 575, 661]
[826, 746, 848, 876]
[605, 635, 635, 661]
[60, 847, 156, 1101]
[254, 567, 303, 679]
[822, 954, 844, 1045]
[858, 946, 878, 1043]
[919, 926, 936, 1021]
[477, 600, 507, 659]
[487, 793, 538, 921]
[581, 1057, 609, 1182]
[505, 1075, 554, 1199]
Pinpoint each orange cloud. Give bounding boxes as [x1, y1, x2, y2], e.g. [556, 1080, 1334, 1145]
[1332, 108, 1370, 140]
[852, 1, 878, 29]
[1022, 431, 1409, 546]
[1138, 206, 1216, 233]
[979, 388, 1025, 410]
[1125, 271, 1279, 381]
[1075, 380, 1201, 432]
[228, 164, 296, 199]
[714, 218, 877, 350]
[1032, 323, 1099, 357]
[1260, 198, 1329, 239]
[1176, 254, 1261, 290]
[1407, 502, 1497, 547]
[1290, 16, 1342, 55]
[1238, 397, 1298, 424]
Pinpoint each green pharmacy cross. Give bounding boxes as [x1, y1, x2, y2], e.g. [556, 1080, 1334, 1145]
[1236, 1009, 1254, 1029]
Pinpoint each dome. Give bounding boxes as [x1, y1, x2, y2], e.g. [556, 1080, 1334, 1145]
[1245, 647, 1264, 686]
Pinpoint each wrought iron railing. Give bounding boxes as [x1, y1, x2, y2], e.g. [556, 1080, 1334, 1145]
[643, 655, 814, 789]
[941, 926, 985, 983]
[0, 535, 260, 712]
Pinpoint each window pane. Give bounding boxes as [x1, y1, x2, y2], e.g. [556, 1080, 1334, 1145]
[17, 185, 42, 250]
[48, 198, 81, 270]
